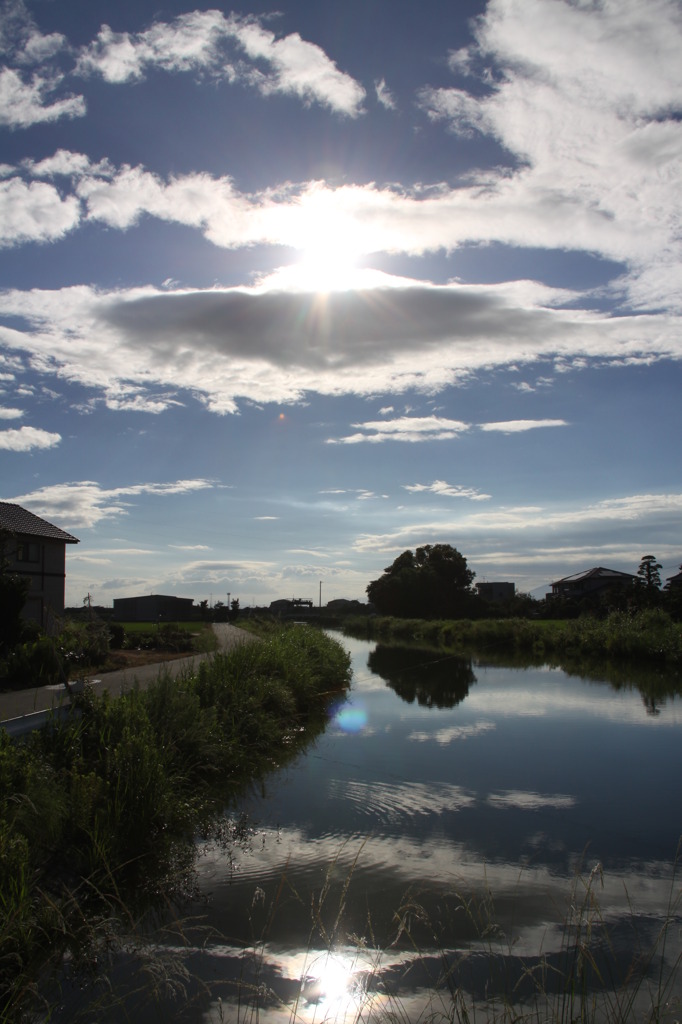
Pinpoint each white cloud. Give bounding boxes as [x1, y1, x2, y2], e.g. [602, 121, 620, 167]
[0, 281, 680, 416]
[0, 406, 22, 419]
[18, 29, 66, 64]
[230, 16, 366, 116]
[352, 492, 682, 556]
[417, 0, 682, 312]
[75, 12, 230, 82]
[26, 149, 105, 178]
[1, 478, 215, 528]
[329, 416, 471, 444]
[0, 67, 85, 127]
[375, 77, 396, 110]
[76, 11, 365, 116]
[3, 137, 677, 319]
[0, 177, 81, 245]
[0, 1, 66, 64]
[404, 480, 491, 501]
[176, 557, 275, 585]
[478, 419, 568, 433]
[0, 425, 60, 450]
[0, 1, 679, 317]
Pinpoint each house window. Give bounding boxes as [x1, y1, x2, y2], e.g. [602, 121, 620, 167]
[17, 542, 40, 563]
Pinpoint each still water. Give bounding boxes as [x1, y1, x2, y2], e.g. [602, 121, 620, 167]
[66, 632, 682, 1022]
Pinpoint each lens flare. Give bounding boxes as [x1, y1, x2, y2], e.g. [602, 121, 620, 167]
[333, 701, 368, 733]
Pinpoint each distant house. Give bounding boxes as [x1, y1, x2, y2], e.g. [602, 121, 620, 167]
[0, 501, 79, 629]
[476, 582, 515, 603]
[269, 598, 315, 616]
[113, 594, 195, 622]
[549, 566, 637, 602]
[326, 598, 366, 613]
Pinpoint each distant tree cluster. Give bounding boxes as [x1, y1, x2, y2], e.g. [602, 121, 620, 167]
[365, 547, 682, 622]
[366, 544, 476, 619]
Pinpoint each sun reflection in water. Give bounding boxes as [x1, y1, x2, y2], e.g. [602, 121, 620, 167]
[300, 951, 368, 1021]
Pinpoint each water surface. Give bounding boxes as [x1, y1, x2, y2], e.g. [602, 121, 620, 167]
[62, 631, 682, 1022]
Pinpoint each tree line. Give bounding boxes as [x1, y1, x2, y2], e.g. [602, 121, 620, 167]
[365, 545, 682, 620]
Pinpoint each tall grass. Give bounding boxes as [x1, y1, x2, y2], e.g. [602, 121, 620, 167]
[344, 610, 682, 667]
[0, 625, 351, 1023]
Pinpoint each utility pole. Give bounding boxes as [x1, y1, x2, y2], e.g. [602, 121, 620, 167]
[319, 580, 322, 608]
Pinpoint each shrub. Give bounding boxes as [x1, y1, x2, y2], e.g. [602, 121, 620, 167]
[2, 636, 65, 688]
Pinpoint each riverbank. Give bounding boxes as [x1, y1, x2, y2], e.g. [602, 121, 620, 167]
[343, 608, 682, 666]
[0, 624, 352, 1023]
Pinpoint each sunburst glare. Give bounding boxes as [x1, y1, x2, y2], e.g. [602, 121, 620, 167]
[300, 951, 368, 1021]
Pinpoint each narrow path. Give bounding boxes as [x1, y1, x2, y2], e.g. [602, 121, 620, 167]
[210, 622, 257, 652]
[0, 623, 256, 729]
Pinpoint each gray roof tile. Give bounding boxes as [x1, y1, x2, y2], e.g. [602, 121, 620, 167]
[0, 502, 79, 543]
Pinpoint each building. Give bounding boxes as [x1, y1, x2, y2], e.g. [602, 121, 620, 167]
[326, 598, 366, 613]
[476, 582, 515, 603]
[549, 566, 637, 602]
[113, 594, 195, 622]
[0, 501, 79, 630]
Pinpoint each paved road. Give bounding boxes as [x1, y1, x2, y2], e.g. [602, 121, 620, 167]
[0, 623, 256, 731]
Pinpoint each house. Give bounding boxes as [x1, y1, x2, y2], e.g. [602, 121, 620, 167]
[269, 598, 313, 611]
[476, 582, 515, 603]
[549, 566, 637, 602]
[113, 595, 195, 622]
[0, 502, 79, 630]
[326, 598, 366, 613]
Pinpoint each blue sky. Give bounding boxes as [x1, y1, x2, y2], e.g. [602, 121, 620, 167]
[1, 0, 681, 609]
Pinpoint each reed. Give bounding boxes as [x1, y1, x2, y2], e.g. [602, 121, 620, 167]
[344, 610, 682, 667]
[0, 625, 351, 1022]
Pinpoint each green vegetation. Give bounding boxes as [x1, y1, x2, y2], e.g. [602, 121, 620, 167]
[0, 625, 351, 1022]
[344, 608, 682, 667]
[367, 544, 477, 618]
[115, 619, 217, 653]
[1, 618, 217, 689]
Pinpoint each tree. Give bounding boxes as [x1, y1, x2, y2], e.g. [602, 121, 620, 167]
[635, 555, 662, 608]
[366, 544, 475, 619]
[637, 555, 662, 590]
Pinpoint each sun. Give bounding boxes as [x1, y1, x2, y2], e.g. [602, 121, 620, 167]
[255, 205, 396, 293]
[262, 238, 390, 293]
[294, 238, 361, 291]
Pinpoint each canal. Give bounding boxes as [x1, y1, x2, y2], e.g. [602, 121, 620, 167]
[56, 629, 682, 1023]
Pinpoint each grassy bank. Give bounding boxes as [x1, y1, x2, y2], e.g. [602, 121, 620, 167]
[0, 625, 351, 1022]
[344, 608, 682, 666]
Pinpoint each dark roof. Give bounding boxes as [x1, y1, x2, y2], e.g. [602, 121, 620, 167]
[552, 566, 636, 585]
[0, 502, 79, 544]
